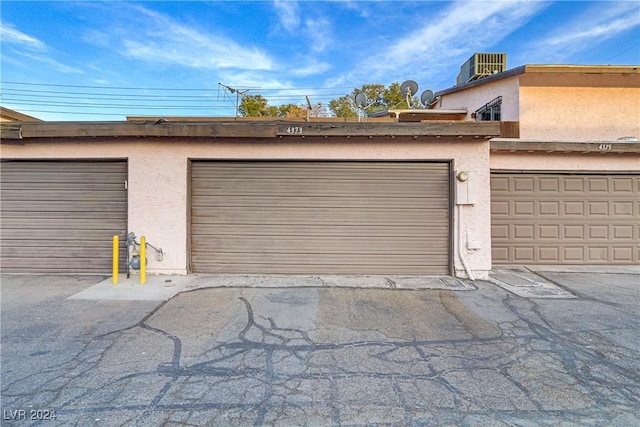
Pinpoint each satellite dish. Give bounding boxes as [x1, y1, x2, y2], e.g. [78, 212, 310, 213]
[400, 80, 419, 97]
[400, 80, 418, 108]
[355, 92, 368, 109]
[420, 89, 434, 107]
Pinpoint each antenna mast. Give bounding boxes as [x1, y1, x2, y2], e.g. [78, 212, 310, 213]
[218, 83, 250, 118]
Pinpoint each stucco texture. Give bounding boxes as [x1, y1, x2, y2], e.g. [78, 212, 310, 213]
[519, 86, 640, 140]
[437, 79, 520, 122]
[1, 137, 491, 278]
[491, 152, 640, 171]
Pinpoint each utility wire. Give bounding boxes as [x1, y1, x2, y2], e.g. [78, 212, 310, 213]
[0, 89, 345, 102]
[1, 80, 354, 92]
[0, 81, 356, 118]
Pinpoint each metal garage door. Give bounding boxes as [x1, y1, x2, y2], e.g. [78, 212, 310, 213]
[1, 160, 128, 273]
[191, 161, 450, 274]
[491, 172, 639, 264]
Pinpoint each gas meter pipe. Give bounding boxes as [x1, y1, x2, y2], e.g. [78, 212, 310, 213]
[140, 236, 146, 285]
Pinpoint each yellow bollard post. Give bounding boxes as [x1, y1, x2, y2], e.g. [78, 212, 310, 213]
[140, 236, 146, 285]
[112, 235, 119, 285]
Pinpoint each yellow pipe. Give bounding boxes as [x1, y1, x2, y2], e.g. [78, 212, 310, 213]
[140, 236, 146, 285]
[112, 235, 119, 285]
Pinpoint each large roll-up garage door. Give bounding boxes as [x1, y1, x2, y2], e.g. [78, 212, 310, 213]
[1, 160, 128, 273]
[491, 172, 639, 264]
[190, 161, 450, 275]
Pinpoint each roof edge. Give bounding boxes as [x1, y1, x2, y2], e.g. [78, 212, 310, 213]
[436, 64, 639, 96]
[1, 120, 502, 141]
[490, 137, 640, 154]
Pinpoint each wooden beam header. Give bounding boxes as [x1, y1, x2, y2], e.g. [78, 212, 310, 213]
[1, 120, 501, 143]
[490, 138, 640, 154]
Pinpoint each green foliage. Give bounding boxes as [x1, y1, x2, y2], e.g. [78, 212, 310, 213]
[239, 95, 310, 118]
[239, 94, 269, 117]
[328, 95, 357, 118]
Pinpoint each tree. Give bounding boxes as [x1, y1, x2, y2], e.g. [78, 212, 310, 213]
[240, 95, 314, 118]
[279, 104, 307, 118]
[328, 95, 357, 119]
[239, 94, 269, 117]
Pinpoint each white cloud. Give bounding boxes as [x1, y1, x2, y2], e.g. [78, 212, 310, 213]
[12, 51, 84, 74]
[305, 16, 332, 52]
[337, 1, 545, 85]
[1, 23, 46, 50]
[216, 70, 292, 90]
[272, 2, 333, 53]
[274, 0, 301, 32]
[119, 6, 274, 71]
[524, 2, 640, 62]
[291, 59, 332, 77]
[1, 23, 84, 74]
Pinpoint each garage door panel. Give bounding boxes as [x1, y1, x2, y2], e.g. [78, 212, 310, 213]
[1, 161, 128, 273]
[192, 196, 447, 210]
[191, 161, 450, 275]
[1, 202, 128, 214]
[192, 236, 445, 252]
[0, 211, 127, 220]
[539, 247, 559, 262]
[492, 173, 640, 265]
[538, 177, 560, 192]
[192, 180, 447, 194]
[539, 225, 560, 239]
[613, 225, 634, 239]
[612, 247, 635, 262]
[2, 245, 127, 259]
[192, 207, 444, 226]
[1, 218, 126, 231]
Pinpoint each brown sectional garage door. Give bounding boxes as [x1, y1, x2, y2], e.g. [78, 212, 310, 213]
[491, 172, 639, 264]
[190, 161, 450, 274]
[1, 160, 128, 273]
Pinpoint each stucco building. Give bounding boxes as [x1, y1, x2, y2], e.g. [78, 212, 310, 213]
[1, 119, 502, 279]
[435, 63, 640, 266]
[1, 64, 639, 279]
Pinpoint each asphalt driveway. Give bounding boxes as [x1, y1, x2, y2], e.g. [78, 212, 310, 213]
[1, 269, 639, 426]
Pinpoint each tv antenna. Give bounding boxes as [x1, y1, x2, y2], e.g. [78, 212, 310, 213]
[305, 96, 313, 121]
[218, 82, 250, 118]
[400, 80, 418, 108]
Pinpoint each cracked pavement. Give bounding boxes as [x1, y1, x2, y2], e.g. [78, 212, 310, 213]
[1, 271, 639, 426]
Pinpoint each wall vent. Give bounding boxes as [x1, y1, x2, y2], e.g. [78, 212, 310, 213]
[456, 53, 507, 85]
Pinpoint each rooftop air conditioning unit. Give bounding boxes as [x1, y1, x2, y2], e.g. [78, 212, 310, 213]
[456, 53, 507, 85]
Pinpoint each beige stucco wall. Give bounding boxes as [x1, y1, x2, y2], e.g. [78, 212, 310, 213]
[436, 78, 520, 122]
[519, 86, 640, 140]
[1, 137, 492, 279]
[491, 152, 640, 171]
[437, 70, 640, 140]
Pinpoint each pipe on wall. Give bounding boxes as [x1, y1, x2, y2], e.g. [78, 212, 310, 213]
[457, 204, 475, 281]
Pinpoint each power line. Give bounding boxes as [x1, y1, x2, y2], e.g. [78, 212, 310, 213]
[1, 80, 355, 92]
[1, 108, 178, 117]
[1, 88, 219, 99]
[0, 81, 358, 119]
[603, 42, 640, 63]
[1, 99, 233, 109]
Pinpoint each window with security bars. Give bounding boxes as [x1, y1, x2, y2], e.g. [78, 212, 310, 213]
[475, 96, 502, 121]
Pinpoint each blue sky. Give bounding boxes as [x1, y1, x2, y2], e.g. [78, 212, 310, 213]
[1, 1, 639, 121]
